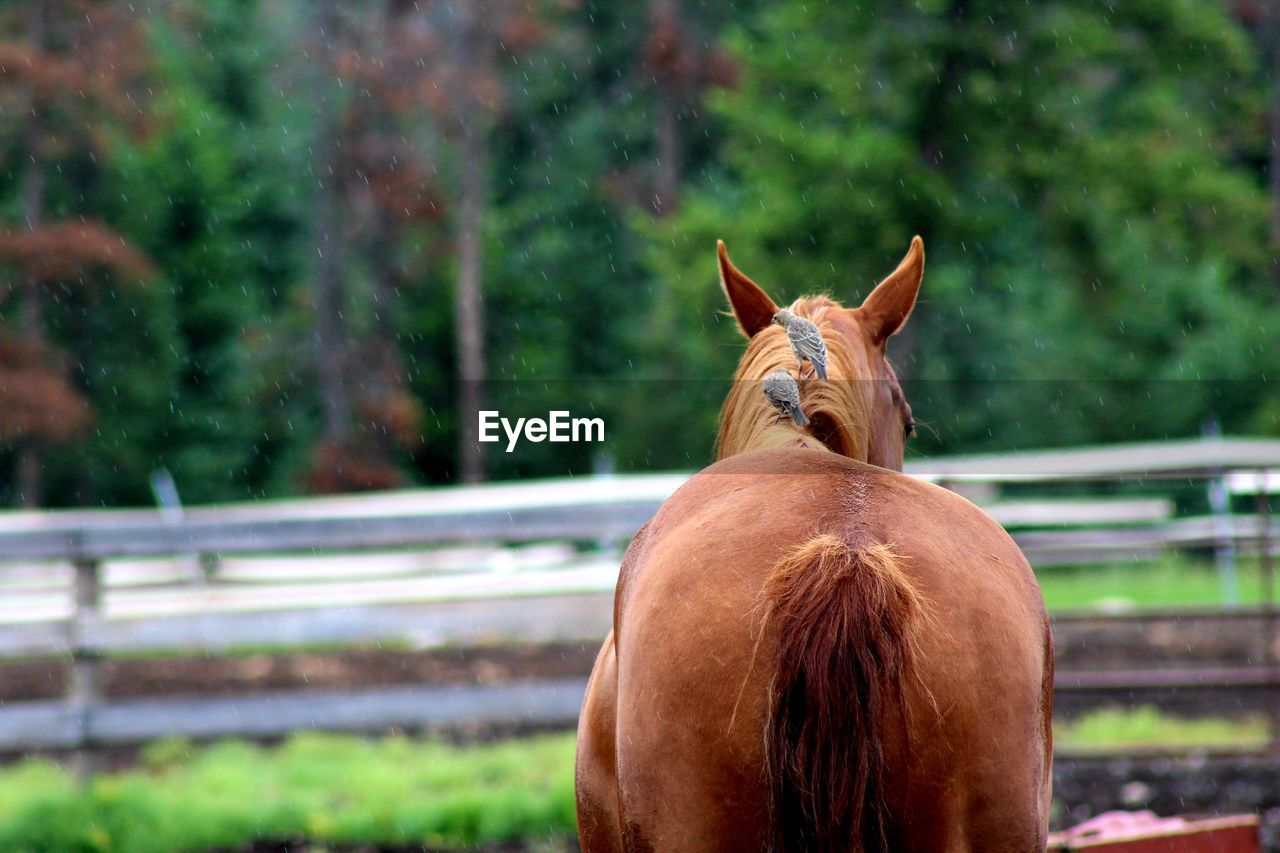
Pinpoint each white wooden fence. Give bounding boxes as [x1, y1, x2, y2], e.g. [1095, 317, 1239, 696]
[0, 437, 1276, 765]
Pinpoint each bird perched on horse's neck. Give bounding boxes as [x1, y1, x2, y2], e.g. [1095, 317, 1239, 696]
[773, 309, 828, 380]
[763, 369, 810, 426]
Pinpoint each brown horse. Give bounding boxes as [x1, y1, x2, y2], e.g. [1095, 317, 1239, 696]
[576, 238, 1053, 852]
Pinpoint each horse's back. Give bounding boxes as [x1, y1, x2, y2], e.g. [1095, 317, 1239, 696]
[585, 448, 1052, 851]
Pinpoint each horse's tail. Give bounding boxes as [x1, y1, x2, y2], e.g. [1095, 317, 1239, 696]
[759, 534, 925, 852]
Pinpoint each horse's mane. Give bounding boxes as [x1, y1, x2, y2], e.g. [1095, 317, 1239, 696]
[715, 296, 871, 461]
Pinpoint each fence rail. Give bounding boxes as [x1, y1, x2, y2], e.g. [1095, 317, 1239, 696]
[0, 436, 1276, 768]
[0, 679, 591, 750]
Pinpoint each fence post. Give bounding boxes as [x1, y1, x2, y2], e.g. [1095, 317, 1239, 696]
[69, 557, 101, 781]
[1209, 473, 1239, 605]
[1255, 474, 1277, 750]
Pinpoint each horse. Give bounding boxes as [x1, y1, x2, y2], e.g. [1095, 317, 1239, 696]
[575, 237, 1053, 852]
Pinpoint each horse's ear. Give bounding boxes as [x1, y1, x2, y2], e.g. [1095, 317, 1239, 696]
[858, 235, 924, 343]
[718, 240, 778, 338]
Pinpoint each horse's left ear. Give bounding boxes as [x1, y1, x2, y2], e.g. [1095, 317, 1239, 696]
[858, 235, 924, 343]
[718, 240, 779, 338]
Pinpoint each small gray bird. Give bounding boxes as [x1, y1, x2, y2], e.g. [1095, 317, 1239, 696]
[772, 309, 828, 380]
[763, 369, 810, 426]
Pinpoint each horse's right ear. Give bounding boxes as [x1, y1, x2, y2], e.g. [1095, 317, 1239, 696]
[718, 240, 778, 338]
[858, 235, 924, 344]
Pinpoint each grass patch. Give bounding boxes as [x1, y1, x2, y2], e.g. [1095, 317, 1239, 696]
[0, 709, 1266, 850]
[1054, 706, 1269, 751]
[96, 638, 420, 662]
[1037, 555, 1271, 611]
[0, 733, 578, 853]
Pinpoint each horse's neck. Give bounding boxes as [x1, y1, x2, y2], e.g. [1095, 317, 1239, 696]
[724, 418, 830, 457]
[718, 324, 872, 459]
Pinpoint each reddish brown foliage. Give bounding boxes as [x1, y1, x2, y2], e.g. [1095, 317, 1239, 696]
[1230, 1, 1265, 26]
[644, 1, 697, 88]
[700, 50, 740, 91]
[343, 124, 447, 223]
[297, 1, 550, 488]
[359, 1, 546, 123]
[493, 6, 548, 53]
[0, 220, 154, 286]
[303, 439, 405, 494]
[369, 166, 446, 222]
[0, 336, 92, 444]
[643, 0, 738, 96]
[0, 1, 151, 140]
[357, 389, 424, 450]
[0, 42, 83, 96]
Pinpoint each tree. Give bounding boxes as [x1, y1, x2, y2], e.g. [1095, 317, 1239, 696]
[647, 0, 1276, 457]
[309, 0, 357, 481]
[643, 0, 736, 215]
[300, 0, 445, 493]
[104, 0, 308, 503]
[0, 0, 154, 505]
[375, 0, 546, 483]
[280, 1, 444, 494]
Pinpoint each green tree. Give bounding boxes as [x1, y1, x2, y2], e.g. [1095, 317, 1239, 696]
[102, 0, 311, 503]
[647, 0, 1275, 458]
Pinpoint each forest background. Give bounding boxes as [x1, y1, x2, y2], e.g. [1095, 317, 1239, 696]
[1, 0, 1277, 507]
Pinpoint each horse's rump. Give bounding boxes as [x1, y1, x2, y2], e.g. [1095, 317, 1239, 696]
[594, 450, 1052, 852]
[759, 534, 925, 853]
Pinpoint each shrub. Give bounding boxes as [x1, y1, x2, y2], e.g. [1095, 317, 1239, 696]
[0, 733, 579, 853]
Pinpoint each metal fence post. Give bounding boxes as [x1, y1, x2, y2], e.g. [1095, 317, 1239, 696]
[1209, 473, 1239, 605]
[1255, 473, 1277, 750]
[69, 557, 101, 781]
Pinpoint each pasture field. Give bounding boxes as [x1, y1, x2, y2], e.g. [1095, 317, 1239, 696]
[0, 708, 1262, 853]
[1037, 555, 1271, 611]
[1053, 707, 1268, 752]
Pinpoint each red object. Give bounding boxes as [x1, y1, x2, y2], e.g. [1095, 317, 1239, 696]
[1048, 811, 1261, 851]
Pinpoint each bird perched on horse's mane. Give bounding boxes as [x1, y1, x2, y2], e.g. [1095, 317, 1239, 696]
[772, 309, 828, 380]
[762, 369, 809, 426]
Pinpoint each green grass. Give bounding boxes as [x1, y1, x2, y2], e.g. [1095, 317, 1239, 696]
[0, 733, 578, 853]
[0, 706, 1266, 851]
[81, 638, 421, 663]
[1036, 555, 1272, 611]
[1055, 706, 1269, 751]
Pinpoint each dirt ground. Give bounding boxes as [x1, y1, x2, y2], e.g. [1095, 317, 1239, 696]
[209, 840, 576, 853]
[0, 641, 601, 702]
[0, 614, 1265, 703]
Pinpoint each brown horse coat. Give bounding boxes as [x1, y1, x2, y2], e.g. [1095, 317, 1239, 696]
[576, 239, 1053, 852]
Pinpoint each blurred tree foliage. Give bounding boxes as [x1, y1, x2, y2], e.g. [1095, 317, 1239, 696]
[0, 0, 1274, 505]
[646, 0, 1278, 458]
